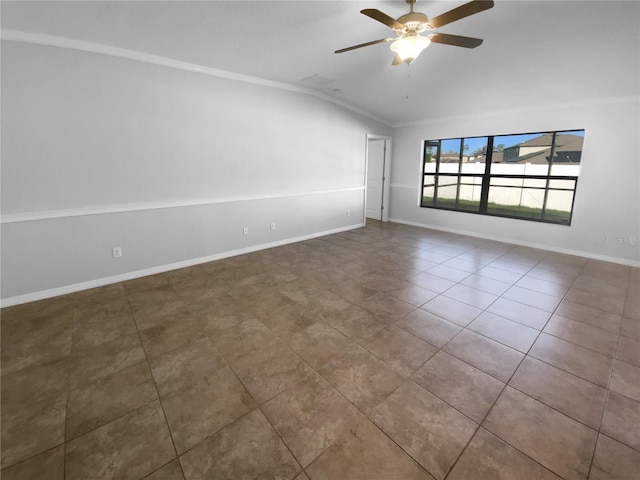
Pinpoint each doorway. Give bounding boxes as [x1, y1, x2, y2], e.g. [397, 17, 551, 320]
[365, 135, 392, 222]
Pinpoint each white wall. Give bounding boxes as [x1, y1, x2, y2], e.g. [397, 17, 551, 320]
[1, 40, 391, 304]
[389, 98, 640, 265]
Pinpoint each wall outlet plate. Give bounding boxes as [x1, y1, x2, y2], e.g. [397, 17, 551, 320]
[243, 227, 249, 235]
[270, 223, 276, 231]
[112, 247, 122, 258]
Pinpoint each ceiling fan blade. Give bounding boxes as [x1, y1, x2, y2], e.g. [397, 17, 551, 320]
[429, 0, 494, 29]
[335, 38, 393, 54]
[361, 9, 404, 30]
[430, 33, 483, 48]
[392, 54, 404, 66]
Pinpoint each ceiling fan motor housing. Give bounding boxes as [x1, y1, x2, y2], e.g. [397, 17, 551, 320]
[396, 12, 429, 34]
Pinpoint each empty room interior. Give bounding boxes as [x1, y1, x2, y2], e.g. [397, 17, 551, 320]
[1, 1, 639, 479]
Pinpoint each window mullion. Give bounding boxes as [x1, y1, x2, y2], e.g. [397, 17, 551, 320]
[479, 136, 494, 213]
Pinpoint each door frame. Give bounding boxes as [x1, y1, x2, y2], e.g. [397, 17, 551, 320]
[364, 134, 392, 223]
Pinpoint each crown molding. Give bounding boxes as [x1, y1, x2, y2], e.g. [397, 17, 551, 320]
[1, 30, 393, 127]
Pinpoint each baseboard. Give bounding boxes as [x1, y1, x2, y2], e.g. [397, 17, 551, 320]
[389, 217, 640, 268]
[0, 223, 365, 308]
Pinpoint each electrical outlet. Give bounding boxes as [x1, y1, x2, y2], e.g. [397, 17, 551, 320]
[112, 247, 122, 258]
[243, 227, 249, 235]
[270, 223, 276, 231]
[347, 209, 351, 217]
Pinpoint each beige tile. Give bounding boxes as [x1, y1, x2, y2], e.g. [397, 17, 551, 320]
[261, 374, 362, 467]
[460, 273, 511, 296]
[413, 250, 452, 265]
[525, 265, 576, 286]
[529, 333, 613, 387]
[543, 315, 618, 357]
[515, 276, 570, 297]
[444, 330, 524, 382]
[0, 394, 66, 468]
[620, 315, 640, 341]
[305, 289, 354, 320]
[610, 360, 640, 401]
[447, 428, 561, 480]
[197, 301, 256, 338]
[161, 366, 256, 453]
[1, 356, 69, 407]
[487, 297, 551, 330]
[318, 345, 404, 415]
[143, 460, 184, 480]
[487, 259, 532, 275]
[407, 272, 456, 294]
[306, 418, 435, 480]
[285, 322, 355, 370]
[208, 316, 277, 358]
[329, 279, 380, 302]
[0, 445, 64, 480]
[475, 266, 523, 284]
[179, 409, 300, 480]
[356, 292, 416, 323]
[617, 335, 640, 367]
[323, 304, 387, 341]
[412, 351, 504, 422]
[565, 288, 625, 316]
[442, 284, 498, 310]
[66, 361, 158, 439]
[426, 264, 471, 282]
[468, 312, 539, 353]
[571, 276, 627, 300]
[240, 286, 292, 317]
[361, 326, 438, 376]
[65, 401, 175, 480]
[555, 300, 622, 334]
[259, 302, 319, 334]
[483, 387, 597, 480]
[1, 312, 73, 375]
[395, 308, 461, 348]
[509, 357, 607, 429]
[384, 281, 438, 307]
[139, 316, 206, 358]
[149, 337, 227, 397]
[421, 295, 483, 327]
[441, 257, 483, 273]
[371, 380, 477, 479]
[503, 286, 562, 313]
[225, 340, 314, 404]
[601, 392, 640, 450]
[71, 305, 137, 348]
[590, 433, 640, 480]
[69, 332, 145, 386]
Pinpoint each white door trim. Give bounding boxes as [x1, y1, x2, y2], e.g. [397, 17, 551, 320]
[365, 134, 392, 223]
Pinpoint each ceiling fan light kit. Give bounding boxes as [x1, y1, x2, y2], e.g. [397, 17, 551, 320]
[336, 0, 494, 65]
[390, 34, 431, 64]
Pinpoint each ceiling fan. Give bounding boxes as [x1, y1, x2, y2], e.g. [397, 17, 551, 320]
[335, 0, 494, 65]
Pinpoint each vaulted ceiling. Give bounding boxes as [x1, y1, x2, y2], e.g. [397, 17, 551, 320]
[2, 1, 638, 125]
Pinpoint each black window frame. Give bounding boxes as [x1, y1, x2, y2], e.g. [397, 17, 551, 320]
[420, 130, 584, 226]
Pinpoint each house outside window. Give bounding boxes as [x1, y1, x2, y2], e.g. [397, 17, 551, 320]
[421, 130, 584, 225]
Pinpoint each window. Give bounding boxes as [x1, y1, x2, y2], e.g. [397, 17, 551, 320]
[421, 130, 584, 225]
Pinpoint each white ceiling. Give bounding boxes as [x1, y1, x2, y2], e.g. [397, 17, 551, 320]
[2, 1, 639, 125]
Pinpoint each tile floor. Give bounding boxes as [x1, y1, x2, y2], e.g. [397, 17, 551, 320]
[1, 220, 639, 479]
